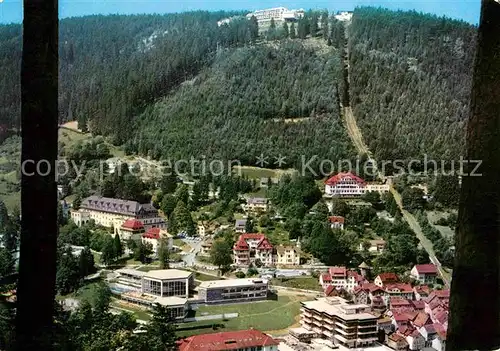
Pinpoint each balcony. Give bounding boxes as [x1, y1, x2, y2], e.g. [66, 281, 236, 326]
[313, 314, 323, 321]
[358, 327, 377, 334]
[335, 328, 355, 337]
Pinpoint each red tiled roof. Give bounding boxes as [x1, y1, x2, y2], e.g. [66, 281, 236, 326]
[178, 329, 279, 351]
[385, 283, 413, 293]
[390, 298, 412, 307]
[412, 312, 431, 328]
[393, 312, 411, 322]
[325, 172, 366, 186]
[121, 219, 144, 230]
[389, 333, 407, 343]
[321, 274, 332, 282]
[361, 282, 384, 293]
[433, 289, 450, 299]
[233, 237, 249, 251]
[411, 300, 425, 310]
[414, 285, 431, 295]
[433, 324, 447, 340]
[377, 272, 399, 284]
[329, 266, 347, 277]
[434, 311, 449, 324]
[256, 237, 273, 250]
[324, 285, 339, 297]
[142, 227, 161, 239]
[414, 264, 438, 274]
[328, 216, 345, 224]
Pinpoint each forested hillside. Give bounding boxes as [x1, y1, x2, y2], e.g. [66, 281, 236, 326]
[349, 7, 476, 163]
[0, 8, 478, 171]
[0, 11, 253, 138]
[129, 40, 354, 170]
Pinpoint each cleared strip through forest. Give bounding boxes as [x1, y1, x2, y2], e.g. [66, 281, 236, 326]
[340, 19, 450, 287]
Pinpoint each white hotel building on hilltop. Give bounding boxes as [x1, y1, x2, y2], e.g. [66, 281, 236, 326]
[246, 7, 305, 26]
[324, 172, 390, 198]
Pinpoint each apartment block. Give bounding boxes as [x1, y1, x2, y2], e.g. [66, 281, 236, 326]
[299, 297, 378, 348]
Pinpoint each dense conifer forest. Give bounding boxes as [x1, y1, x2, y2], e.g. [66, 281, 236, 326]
[0, 8, 477, 169]
[349, 7, 476, 163]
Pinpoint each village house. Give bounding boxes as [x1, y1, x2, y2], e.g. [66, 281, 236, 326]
[319, 267, 366, 293]
[200, 240, 213, 256]
[141, 228, 173, 254]
[384, 283, 414, 302]
[71, 196, 166, 230]
[358, 239, 386, 254]
[405, 329, 425, 351]
[352, 286, 369, 305]
[197, 223, 206, 237]
[275, 244, 301, 266]
[387, 333, 409, 351]
[413, 285, 431, 301]
[234, 219, 247, 233]
[242, 197, 268, 214]
[115, 218, 145, 241]
[431, 324, 447, 351]
[374, 272, 399, 287]
[410, 264, 438, 284]
[232, 233, 274, 267]
[328, 215, 345, 230]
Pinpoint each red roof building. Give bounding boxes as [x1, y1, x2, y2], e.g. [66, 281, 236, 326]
[178, 329, 279, 351]
[142, 227, 161, 239]
[328, 216, 345, 230]
[411, 264, 438, 284]
[232, 233, 274, 267]
[319, 267, 364, 293]
[122, 219, 145, 230]
[374, 273, 399, 287]
[324, 172, 367, 197]
[116, 219, 145, 240]
[384, 283, 414, 301]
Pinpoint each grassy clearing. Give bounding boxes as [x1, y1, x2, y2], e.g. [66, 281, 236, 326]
[58, 127, 124, 158]
[271, 276, 322, 292]
[177, 295, 307, 337]
[232, 166, 296, 180]
[427, 211, 456, 239]
[173, 239, 192, 252]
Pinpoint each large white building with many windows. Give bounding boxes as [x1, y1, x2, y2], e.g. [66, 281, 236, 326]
[324, 172, 390, 197]
[246, 7, 305, 26]
[71, 196, 166, 230]
[299, 297, 379, 348]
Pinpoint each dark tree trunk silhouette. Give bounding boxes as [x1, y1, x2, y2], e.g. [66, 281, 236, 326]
[15, 0, 59, 349]
[448, 1, 500, 350]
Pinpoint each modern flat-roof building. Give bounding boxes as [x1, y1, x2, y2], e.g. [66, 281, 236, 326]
[141, 269, 194, 298]
[299, 297, 378, 349]
[116, 268, 147, 288]
[197, 278, 268, 304]
[118, 292, 189, 320]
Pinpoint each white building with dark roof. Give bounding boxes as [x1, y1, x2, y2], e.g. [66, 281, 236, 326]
[71, 196, 166, 230]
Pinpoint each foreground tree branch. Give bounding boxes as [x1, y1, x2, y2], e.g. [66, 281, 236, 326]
[447, 0, 500, 350]
[15, 0, 59, 349]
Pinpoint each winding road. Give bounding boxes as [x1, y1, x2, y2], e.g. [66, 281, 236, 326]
[340, 20, 450, 287]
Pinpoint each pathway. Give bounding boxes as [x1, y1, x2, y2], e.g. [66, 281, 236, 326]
[341, 21, 450, 287]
